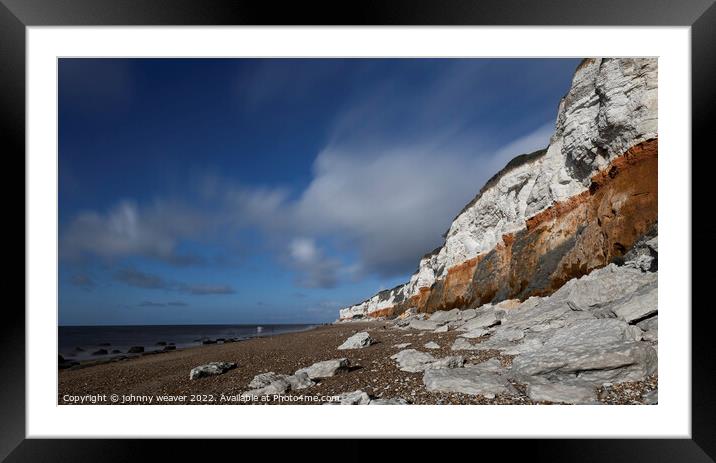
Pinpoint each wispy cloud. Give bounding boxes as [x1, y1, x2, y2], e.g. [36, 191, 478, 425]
[177, 284, 235, 295]
[138, 300, 189, 307]
[288, 238, 342, 289]
[115, 268, 166, 289]
[114, 267, 235, 296]
[61, 200, 209, 266]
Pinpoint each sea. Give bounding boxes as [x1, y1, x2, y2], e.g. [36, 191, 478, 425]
[59, 324, 318, 360]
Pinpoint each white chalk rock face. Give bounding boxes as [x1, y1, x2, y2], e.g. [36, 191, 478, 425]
[339, 284, 408, 320]
[338, 58, 658, 321]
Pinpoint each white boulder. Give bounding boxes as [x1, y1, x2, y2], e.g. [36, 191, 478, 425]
[296, 358, 350, 379]
[337, 332, 376, 350]
[189, 361, 236, 380]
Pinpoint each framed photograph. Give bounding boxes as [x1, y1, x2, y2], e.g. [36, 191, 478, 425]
[5, 0, 713, 459]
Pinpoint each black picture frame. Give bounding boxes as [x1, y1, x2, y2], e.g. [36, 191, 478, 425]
[3, 0, 713, 460]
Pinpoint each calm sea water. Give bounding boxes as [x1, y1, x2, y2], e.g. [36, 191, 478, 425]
[59, 324, 317, 360]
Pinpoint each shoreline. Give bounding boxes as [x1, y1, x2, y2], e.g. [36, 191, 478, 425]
[59, 323, 324, 370]
[58, 320, 656, 405]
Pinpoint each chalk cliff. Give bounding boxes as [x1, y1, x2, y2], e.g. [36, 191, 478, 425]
[339, 58, 657, 320]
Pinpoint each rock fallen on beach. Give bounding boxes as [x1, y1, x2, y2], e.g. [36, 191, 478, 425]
[390, 349, 464, 373]
[542, 319, 641, 349]
[469, 358, 504, 373]
[127, 346, 145, 354]
[459, 308, 477, 321]
[189, 361, 237, 380]
[642, 389, 658, 404]
[511, 341, 657, 384]
[393, 343, 412, 349]
[286, 372, 315, 390]
[433, 325, 449, 333]
[424, 341, 440, 349]
[248, 372, 285, 389]
[326, 390, 409, 405]
[608, 284, 658, 324]
[244, 371, 315, 396]
[499, 338, 544, 356]
[458, 309, 500, 332]
[637, 315, 657, 332]
[493, 328, 525, 342]
[337, 332, 376, 350]
[550, 264, 657, 310]
[244, 378, 291, 396]
[91, 349, 108, 356]
[451, 338, 480, 351]
[423, 366, 513, 397]
[430, 356, 465, 370]
[202, 339, 217, 345]
[525, 381, 598, 404]
[408, 319, 440, 331]
[295, 358, 350, 379]
[638, 315, 658, 342]
[336, 390, 371, 405]
[163, 345, 176, 351]
[390, 349, 436, 372]
[429, 308, 461, 324]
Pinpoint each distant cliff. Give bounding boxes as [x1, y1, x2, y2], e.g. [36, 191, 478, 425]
[340, 58, 657, 320]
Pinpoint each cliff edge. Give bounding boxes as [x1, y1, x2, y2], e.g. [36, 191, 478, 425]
[340, 58, 657, 320]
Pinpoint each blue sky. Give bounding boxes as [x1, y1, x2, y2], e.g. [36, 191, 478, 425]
[58, 58, 581, 326]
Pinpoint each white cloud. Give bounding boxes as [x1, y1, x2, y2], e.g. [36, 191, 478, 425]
[62, 200, 209, 266]
[290, 238, 319, 264]
[287, 237, 341, 288]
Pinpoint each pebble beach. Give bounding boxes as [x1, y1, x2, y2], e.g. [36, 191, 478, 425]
[58, 319, 656, 405]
